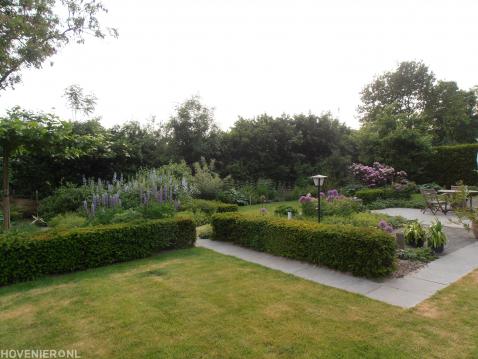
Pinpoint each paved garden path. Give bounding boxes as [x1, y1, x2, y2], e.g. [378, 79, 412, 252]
[197, 237, 478, 308]
[372, 207, 469, 228]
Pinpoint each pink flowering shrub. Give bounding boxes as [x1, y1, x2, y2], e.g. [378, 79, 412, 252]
[350, 162, 407, 188]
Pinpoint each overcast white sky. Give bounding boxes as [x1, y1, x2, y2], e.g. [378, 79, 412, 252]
[1, 0, 477, 129]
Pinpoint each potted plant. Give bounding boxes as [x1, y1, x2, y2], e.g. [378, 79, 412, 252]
[403, 220, 427, 247]
[427, 220, 447, 254]
[451, 185, 478, 238]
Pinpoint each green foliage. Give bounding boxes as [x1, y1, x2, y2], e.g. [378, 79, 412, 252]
[355, 184, 415, 204]
[365, 195, 426, 210]
[111, 209, 143, 224]
[0, 1, 116, 92]
[321, 197, 364, 217]
[212, 213, 396, 277]
[176, 211, 209, 227]
[138, 203, 176, 220]
[0, 217, 196, 286]
[427, 220, 447, 251]
[49, 212, 86, 230]
[184, 199, 238, 215]
[419, 144, 478, 186]
[322, 212, 406, 229]
[301, 201, 317, 217]
[197, 224, 213, 239]
[397, 248, 437, 262]
[274, 205, 298, 217]
[39, 183, 91, 219]
[404, 221, 427, 247]
[192, 158, 227, 200]
[355, 188, 389, 204]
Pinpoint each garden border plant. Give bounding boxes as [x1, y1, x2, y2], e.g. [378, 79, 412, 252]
[211, 213, 396, 277]
[0, 217, 196, 286]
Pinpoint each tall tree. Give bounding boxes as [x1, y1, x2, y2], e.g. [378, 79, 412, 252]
[0, 0, 117, 93]
[165, 96, 220, 165]
[425, 81, 478, 145]
[359, 61, 435, 124]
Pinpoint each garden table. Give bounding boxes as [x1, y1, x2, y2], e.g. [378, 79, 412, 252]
[438, 189, 478, 208]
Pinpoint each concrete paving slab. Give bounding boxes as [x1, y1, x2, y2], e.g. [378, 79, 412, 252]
[366, 286, 428, 308]
[197, 236, 478, 308]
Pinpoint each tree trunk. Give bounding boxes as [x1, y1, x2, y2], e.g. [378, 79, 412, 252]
[2, 148, 10, 230]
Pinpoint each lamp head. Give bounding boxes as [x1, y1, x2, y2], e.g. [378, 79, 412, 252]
[311, 174, 327, 186]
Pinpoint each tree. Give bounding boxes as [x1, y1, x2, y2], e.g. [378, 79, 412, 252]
[165, 96, 220, 164]
[0, 0, 117, 93]
[0, 107, 85, 229]
[425, 81, 478, 145]
[63, 84, 97, 120]
[359, 61, 435, 124]
[356, 105, 432, 177]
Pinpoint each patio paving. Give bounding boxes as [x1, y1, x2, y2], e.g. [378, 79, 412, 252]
[372, 207, 469, 228]
[197, 231, 478, 308]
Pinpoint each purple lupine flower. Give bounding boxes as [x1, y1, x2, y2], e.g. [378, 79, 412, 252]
[299, 193, 316, 203]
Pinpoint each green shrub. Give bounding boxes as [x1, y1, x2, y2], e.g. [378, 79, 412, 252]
[365, 196, 425, 210]
[397, 248, 437, 262]
[0, 217, 196, 286]
[355, 188, 386, 203]
[139, 203, 176, 219]
[321, 197, 364, 217]
[211, 213, 396, 277]
[49, 212, 86, 230]
[322, 212, 407, 229]
[184, 199, 238, 215]
[301, 201, 317, 217]
[418, 143, 478, 186]
[176, 211, 209, 226]
[197, 224, 213, 238]
[111, 209, 143, 223]
[39, 183, 90, 219]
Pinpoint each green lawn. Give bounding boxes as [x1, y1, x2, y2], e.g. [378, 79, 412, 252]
[1, 248, 478, 358]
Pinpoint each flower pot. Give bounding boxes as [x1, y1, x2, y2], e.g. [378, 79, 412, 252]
[472, 222, 478, 239]
[432, 244, 444, 254]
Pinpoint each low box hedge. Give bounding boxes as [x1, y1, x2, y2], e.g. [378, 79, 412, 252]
[0, 217, 196, 286]
[211, 213, 395, 277]
[184, 199, 238, 214]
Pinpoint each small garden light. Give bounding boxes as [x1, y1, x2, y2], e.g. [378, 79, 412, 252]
[311, 174, 327, 223]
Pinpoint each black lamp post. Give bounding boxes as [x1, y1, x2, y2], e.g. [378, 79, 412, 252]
[311, 174, 327, 223]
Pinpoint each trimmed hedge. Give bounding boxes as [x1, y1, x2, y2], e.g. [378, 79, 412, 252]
[184, 199, 238, 214]
[0, 217, 196, 286]
[355, 186, 413, 204]
[418, 144, 478, 186]
[211, 213, 396, 278]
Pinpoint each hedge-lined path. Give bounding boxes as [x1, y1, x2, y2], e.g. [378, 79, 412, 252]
[197, 238, 478, 308]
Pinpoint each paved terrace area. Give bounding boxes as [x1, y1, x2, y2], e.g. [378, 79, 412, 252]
[197, 209, 478, 308]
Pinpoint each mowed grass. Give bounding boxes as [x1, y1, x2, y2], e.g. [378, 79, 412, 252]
[2, 248, 478, 358]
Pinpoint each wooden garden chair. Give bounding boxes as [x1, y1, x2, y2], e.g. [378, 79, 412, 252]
[420, 188, 448, 215]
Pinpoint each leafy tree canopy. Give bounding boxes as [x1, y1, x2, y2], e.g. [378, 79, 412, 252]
[0, 0, 117, 92]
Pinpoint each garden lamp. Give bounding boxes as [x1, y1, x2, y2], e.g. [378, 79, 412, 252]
[311, 175, 327, 223]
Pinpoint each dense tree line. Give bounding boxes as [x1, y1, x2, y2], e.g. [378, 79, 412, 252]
[3, 61, 478, 198]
